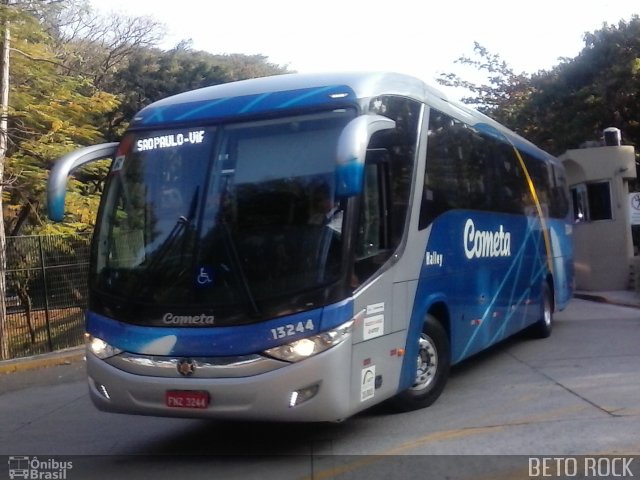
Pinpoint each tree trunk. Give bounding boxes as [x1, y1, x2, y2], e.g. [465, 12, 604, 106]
[0, 18, 11, 360]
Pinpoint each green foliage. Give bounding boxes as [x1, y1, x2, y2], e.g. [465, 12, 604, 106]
[2, 4, 118, 236]
[2, 1, 290, 238]
[112, 45, 289, 134]
[437, 41, 533, 116]
[526, 16, 640, 153]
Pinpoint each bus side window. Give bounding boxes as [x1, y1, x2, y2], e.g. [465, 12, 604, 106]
[420, 110, 480, 228]
[420, 109, 542, 226]
[489, 139, 529, 215]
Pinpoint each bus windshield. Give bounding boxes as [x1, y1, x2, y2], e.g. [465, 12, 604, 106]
[93, 109, 355, 322]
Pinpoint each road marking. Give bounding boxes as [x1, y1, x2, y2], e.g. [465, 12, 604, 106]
[304, 406, 598, 480]
[305, 424, 505, 480]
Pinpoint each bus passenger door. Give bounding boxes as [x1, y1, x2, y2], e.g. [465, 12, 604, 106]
[347, 102, 421, 411]
[348, 154, 406, 411]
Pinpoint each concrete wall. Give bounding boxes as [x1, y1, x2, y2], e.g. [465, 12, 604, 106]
[560, 146, 637, 291]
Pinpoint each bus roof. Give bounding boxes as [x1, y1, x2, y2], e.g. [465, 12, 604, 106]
[129, 71, 557, 164]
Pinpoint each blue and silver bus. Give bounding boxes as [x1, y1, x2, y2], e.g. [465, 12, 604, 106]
[47, 72, 573, 421]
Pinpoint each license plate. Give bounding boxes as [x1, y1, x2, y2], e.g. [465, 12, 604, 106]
[166, 390, 210, 409]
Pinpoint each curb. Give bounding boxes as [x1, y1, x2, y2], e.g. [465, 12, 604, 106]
[0, 346, 85, 375]
[574, 293, 609, 303]
[574, 293, 640, 310]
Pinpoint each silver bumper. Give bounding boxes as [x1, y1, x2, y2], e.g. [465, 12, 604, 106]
[87, 339, 353, 422]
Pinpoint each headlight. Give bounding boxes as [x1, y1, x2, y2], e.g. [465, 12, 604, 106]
[85, 333, 123, 359]
[263, 319, 354, 362]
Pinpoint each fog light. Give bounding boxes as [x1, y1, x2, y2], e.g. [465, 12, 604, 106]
[289, 383, 320, 407]
[95, 381, 111, 399]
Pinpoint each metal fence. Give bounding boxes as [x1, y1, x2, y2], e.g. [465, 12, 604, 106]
[3, 234, 91, 360]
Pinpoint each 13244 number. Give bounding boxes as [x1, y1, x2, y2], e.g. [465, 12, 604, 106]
[270, 320, 315, 340]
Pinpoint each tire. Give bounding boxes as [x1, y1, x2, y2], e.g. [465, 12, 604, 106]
[391, 316, 450, 411]
[530, 283, 553, 338]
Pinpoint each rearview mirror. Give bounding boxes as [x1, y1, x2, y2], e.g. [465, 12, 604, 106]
[47, 142, 119, 222]
[335, 115, 395, 197]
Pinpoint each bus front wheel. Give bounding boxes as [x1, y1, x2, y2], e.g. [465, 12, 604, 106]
[530, 283, 553, 338]
[392, 316, 450, 411]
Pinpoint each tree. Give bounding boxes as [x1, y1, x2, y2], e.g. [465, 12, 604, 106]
[2, 1, 291, 237]
[112, 44, 290, 135]
[43, 0, 164, 90]
[3, 12, 119, 236]
[523, 16, 640, 154]
[0, 1, 11, 358]
[42, 4, 290, 138]
[437, 41, 534, 126]
[438, 17, 640, 157]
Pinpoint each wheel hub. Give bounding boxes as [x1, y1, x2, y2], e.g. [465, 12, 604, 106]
[410, 333, 438, 392]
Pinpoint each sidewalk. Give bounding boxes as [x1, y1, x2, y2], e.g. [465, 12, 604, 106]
[0, 345, 85, 375]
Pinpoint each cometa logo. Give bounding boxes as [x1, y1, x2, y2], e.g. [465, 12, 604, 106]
[162, 313, 215, 325]
[463, 219, 511, 259]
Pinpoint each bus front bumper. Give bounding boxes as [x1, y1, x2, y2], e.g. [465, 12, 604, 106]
[86, 339, 353, 422]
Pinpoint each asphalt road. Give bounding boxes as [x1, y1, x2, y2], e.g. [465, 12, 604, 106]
[1, 298, 639, 479]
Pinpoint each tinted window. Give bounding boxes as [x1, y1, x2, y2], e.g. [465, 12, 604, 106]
[420, 108, 566, 228]
[419, 109, 528, 228]
[93, 110, 356, 318]
[522, 153, 570, 219]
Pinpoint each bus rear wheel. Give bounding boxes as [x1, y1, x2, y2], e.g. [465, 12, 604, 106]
[392, 316, 450, 411]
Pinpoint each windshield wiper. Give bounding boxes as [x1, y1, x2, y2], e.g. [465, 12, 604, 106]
[146, 187, 199, 271]
[220, 221, 261, 316]
[136, 188, 200, 299]
[144, 215, 190, 272]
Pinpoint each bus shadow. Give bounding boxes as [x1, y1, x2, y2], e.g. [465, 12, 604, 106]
[135, 417, 358, 456]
